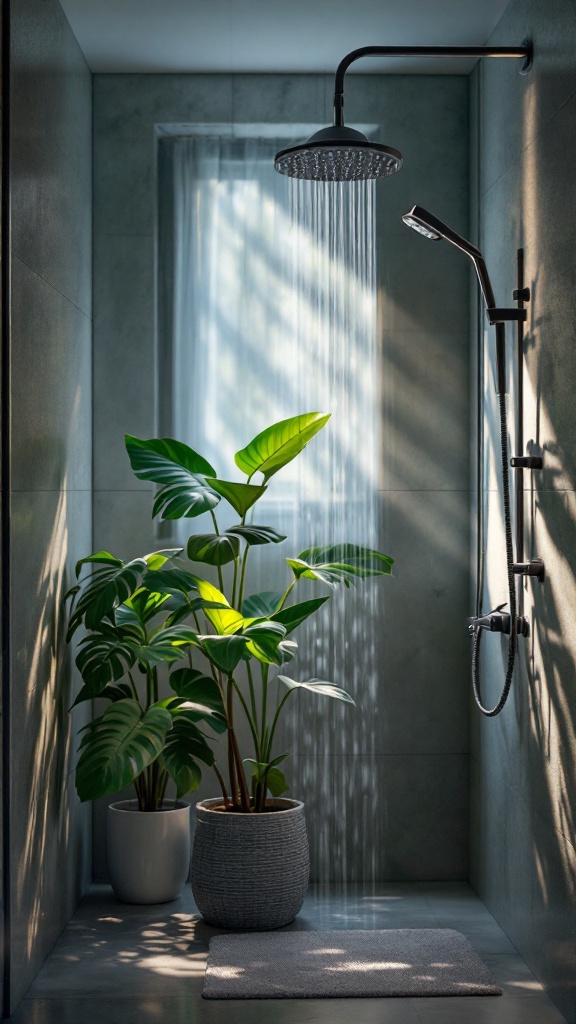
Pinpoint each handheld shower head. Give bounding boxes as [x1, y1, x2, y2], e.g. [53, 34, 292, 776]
[402, 204, 496, 310]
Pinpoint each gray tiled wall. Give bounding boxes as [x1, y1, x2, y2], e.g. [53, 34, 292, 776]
[470, 2, 576, 1021]
[92, 72, 470, 882]
[8, 0, 93, 1012]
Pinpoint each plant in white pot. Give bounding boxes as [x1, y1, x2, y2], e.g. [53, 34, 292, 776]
[65, 546, 229, 904]
[66, 413, 393, 918]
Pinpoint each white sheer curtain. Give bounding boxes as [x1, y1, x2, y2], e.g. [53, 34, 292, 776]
[168, 134, 378, 539]
[171, 136, 300, 502]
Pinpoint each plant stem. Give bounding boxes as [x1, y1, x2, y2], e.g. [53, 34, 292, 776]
[213, 761, 230, 806]
[254, 780, 265, 813]
[134, 774, 146, 811]
[152, 759, 159, 808]
[210, 510, 225, 594]
[228, 732, 240, 808]
[231, 554, 239, 610]
[158, 767, 169, 806]
[191, 605, 202, 633]
[230, 727, 251, 812]
[265, 689, 293, 762]
[259, 663, 269, 754]
[231, 677, 260, 759]
[277, 578, 298, 610]
[127, 671, 139, 702]
[226, 676, 251, 811]
[246, 661, 258, 736]
[226, 679, 240, 807]
[237, 543, 250, 615]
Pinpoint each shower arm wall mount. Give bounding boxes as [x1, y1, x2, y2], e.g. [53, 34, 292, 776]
[332, 42, 533, 128]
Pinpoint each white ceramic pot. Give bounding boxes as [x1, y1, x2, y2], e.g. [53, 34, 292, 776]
[107, 800, 191, 904]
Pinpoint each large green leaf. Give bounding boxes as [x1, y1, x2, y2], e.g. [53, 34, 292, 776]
[74, 550, 122, 578]
[187, 533, 240, 566]
[242, 591, 284, 617]
[265, 767, 290, 797]
[76, 699, 172, 801]
[125, 434, 216, 481]
[193, 579, 245, 635]
[198, 634, 249, 673]
[234, 412, 331, 483]
[135, 626, 199, 668]
[141, 569, 229, 617]
[71, 681, 133, 709]
[243, 755, 290, 797]
[68, 555, 149, 637]
[115, 588, 172, 632]
[151, 481, 221, 521]
[159, 713, 214, 798]
[125, 435, 221, 521]
[169, 668, 227, 731]
[206, 479, 267, 517]
[243, 620, 287, 665]
[228, 525, 287, 547]
[145, 548, 184, 570]
[67, 549, 179, 639]
[75, 628, 138, 695]
[287, 544, 394, 588]
[193, 582, 286, 665]
[272, 596, 330, 634]
[142, 567, 199, 595]
[276, 675, 355, 704]
[155, 696, 227, 732]
[277, 639, 298, 664]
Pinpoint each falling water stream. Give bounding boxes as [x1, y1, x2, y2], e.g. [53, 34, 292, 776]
[167, 141, 383, 881]
[268, 179, 382, 881]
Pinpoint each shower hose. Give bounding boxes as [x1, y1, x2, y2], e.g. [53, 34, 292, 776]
[471, 388, 517, 717]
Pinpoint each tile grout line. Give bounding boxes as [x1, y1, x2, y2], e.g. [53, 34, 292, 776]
[11, 253, 93, 322]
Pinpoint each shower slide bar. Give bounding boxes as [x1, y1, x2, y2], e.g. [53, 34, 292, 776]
[510, 248, 545, 584]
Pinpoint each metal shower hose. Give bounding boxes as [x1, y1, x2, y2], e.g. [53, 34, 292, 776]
[471, 389, 517, 716]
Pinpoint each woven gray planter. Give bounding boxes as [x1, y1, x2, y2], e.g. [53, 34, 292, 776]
[191, 798, 309, 929]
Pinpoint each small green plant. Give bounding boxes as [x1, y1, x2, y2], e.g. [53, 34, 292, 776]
[66, 413, 393, 812]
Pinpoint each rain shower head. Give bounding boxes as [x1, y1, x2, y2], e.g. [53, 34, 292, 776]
[274, 126, 403, 182]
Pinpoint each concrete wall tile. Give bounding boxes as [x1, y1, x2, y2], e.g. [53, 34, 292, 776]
[380, 329, 470, 492]
[479, 0, 576, 196]
[11, 257, 92, 492]
[330, 754, 468, 882]
[11, 0, 92, 313]
[232, 74, 325, 124]
[93, 489, 157, 560]
[94, 75, 233, 236]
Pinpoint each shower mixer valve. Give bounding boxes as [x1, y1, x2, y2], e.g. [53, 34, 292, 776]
[468, 609, 530, 638]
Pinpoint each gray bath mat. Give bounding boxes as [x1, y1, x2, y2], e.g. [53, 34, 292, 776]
[203, 928, 501, 999]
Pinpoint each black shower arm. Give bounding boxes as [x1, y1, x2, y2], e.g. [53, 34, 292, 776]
[333, 43, 533, 126]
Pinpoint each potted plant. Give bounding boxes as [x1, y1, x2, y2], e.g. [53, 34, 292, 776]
[65, 412, 393, 917]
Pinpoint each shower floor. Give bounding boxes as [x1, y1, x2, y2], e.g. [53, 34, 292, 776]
[11, 882, 566, 1023]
